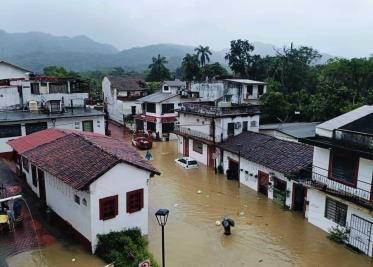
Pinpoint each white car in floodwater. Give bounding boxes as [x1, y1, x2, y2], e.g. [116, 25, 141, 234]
[175, 157, 199, 169]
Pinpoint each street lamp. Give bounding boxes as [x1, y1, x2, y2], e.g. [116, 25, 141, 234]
[155, 209, 169, 267]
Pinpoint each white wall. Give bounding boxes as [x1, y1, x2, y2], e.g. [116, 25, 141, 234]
[221, 150, 296, 208]
[89, 163, 150, 252]
[188, 140, 208, 165]
[0, 114, 105, 153]
[0, 63, 28, 80]
[306, 190, 373, 256]
[0, 86, 21, 109]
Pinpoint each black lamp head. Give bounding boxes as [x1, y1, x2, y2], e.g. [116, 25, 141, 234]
[155, 208, 169, 226]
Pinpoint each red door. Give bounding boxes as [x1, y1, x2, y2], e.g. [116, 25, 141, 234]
[184, 138, 189, 156]
[257, 171, 269, 196]
[208, 146, 215, 167]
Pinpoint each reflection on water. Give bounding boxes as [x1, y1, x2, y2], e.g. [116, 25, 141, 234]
[147, 141, 373, 267]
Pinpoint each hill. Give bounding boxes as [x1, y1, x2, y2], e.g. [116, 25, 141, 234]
[0, 29, 335, 73]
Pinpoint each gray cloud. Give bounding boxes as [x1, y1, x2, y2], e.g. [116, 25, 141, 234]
[1, 0, 372, 57]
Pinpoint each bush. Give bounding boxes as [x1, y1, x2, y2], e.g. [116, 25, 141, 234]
[95, 228, 159, 267]
[327, 226, 350, 244]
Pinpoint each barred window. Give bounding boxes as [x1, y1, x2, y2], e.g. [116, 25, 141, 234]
[99, 195, 118, 220]
[193, 141, 203, 154]
[325, 197, 347, 226]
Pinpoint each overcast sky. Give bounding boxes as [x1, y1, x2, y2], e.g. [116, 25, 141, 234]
[1, 0, 372, 57]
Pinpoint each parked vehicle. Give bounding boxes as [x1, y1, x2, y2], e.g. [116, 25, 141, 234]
[175, 157, 198, 169]
[132, 131, 152, 150]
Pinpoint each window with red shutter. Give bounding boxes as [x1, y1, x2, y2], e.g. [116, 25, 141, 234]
[126, 189, 144, 213]
[99, 195, 118, 220]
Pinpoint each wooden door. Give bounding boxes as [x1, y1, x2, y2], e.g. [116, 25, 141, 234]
[184, 138, 189, 156]
[228, 159, 239, 180]
[257, 171, 269, 196]
[38, 169, 46, 206]
[208, 146, 215, 167]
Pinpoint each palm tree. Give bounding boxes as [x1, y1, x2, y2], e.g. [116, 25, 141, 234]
[194, 45, 212, 67]
[147, 54, 170, 81]
[182, 53, 200, 81]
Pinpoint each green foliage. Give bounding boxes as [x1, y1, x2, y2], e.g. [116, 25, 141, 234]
[225, 39, 257, 78]
[95, 228, 159, 267]
[43, 66, 80, 78]
[147, 54, 171, 82]
[327, 226, 350, 244]
[194, 45, 212, 67]
[181, 53, 201, 81]
[147, 81, 163, 93]
[201, 62, 228, 79]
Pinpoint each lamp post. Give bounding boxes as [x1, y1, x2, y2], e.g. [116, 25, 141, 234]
[155, 209, 169, 267]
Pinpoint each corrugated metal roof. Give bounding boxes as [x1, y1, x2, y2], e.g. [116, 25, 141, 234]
[316, 105, 373, 132]
[260, 122, 320, 139]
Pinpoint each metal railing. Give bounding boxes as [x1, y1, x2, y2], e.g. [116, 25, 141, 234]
[299, 166, 373, 209]
[174, 125, 221, 142]
[179, 102, 260, 116]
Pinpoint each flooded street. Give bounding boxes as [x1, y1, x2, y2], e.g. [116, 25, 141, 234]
[147, 141, 373, 267]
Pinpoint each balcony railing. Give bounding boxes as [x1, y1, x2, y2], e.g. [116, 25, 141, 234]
[179, 102, 260, 117]
[334, 129, 373, 150]
[174, 125, 221, 143]
[299, 167, 373, 209]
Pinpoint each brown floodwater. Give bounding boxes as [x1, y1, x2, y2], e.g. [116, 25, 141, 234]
[147, 141, 373, 267]
[5, 140, 373, 267]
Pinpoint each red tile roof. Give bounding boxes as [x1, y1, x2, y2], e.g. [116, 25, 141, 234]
[8, 129, 159, 190]
[7, 129, 68, 154]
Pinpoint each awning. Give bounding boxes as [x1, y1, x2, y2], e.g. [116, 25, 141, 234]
[161, 117, 177, 123]
[134, 114, 157, 123]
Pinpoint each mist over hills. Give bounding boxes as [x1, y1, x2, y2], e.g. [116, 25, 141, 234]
[0, 29, 334, 73]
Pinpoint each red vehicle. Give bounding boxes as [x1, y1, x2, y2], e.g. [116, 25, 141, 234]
[132, 131, 153, 150]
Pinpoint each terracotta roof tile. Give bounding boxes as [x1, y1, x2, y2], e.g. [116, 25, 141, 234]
[8, 129, 159, 190]
[218, 132, 313, 175]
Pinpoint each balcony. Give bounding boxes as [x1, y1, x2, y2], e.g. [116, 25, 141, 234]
[178, 102, 260, 117]
[300, 168, 373, 209]
[173, 125, 221, 143]
[334, 129, 373, 151]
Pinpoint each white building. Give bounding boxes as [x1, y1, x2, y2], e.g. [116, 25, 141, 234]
[8, 129, 159, 252]
[217, 131, 313, 211]
[0, 61, 31, 80]
[301, 105, 373, 257]
[174, 102, 260, 167]
[135, 80, 198, 140]
[0, 107, 105, 158]
[102, 75, 149, 124]
[191, 79, 267, 104]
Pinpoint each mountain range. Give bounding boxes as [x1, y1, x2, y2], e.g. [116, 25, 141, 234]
[0, 29, 334, 73]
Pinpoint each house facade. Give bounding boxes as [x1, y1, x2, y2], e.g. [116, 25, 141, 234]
[217, 131, 313, 211]
[0, 107, 105, 158]
[174, 102, 260, 167]
[135, 82, 198, 140]
[301, 105, 373, 257]
[8, 129, 159, 252]
[191, 79, 267, 104]
[102, 75, 149, 124]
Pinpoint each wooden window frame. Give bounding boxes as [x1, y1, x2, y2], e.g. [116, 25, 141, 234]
[99, 195, 118, 220]
[82, 120, 94, 132]
[126, 189, 144, 214]
[328, 150, 359, 188]
[192, 140, 203, 154]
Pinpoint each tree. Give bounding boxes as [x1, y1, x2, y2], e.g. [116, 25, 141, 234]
[201, 62, 228, 79]
[146, 54, 171, 82]
[225, 39, 260, 78]
[108, 67, 125, 76]
[43, 66, 80, 78]
[194, 45, 212, 67]
[181, 53, 201, 81]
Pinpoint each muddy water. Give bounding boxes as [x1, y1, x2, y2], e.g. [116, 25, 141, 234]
[6, 243, 105, 267]
[147, 141, 373, 267]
